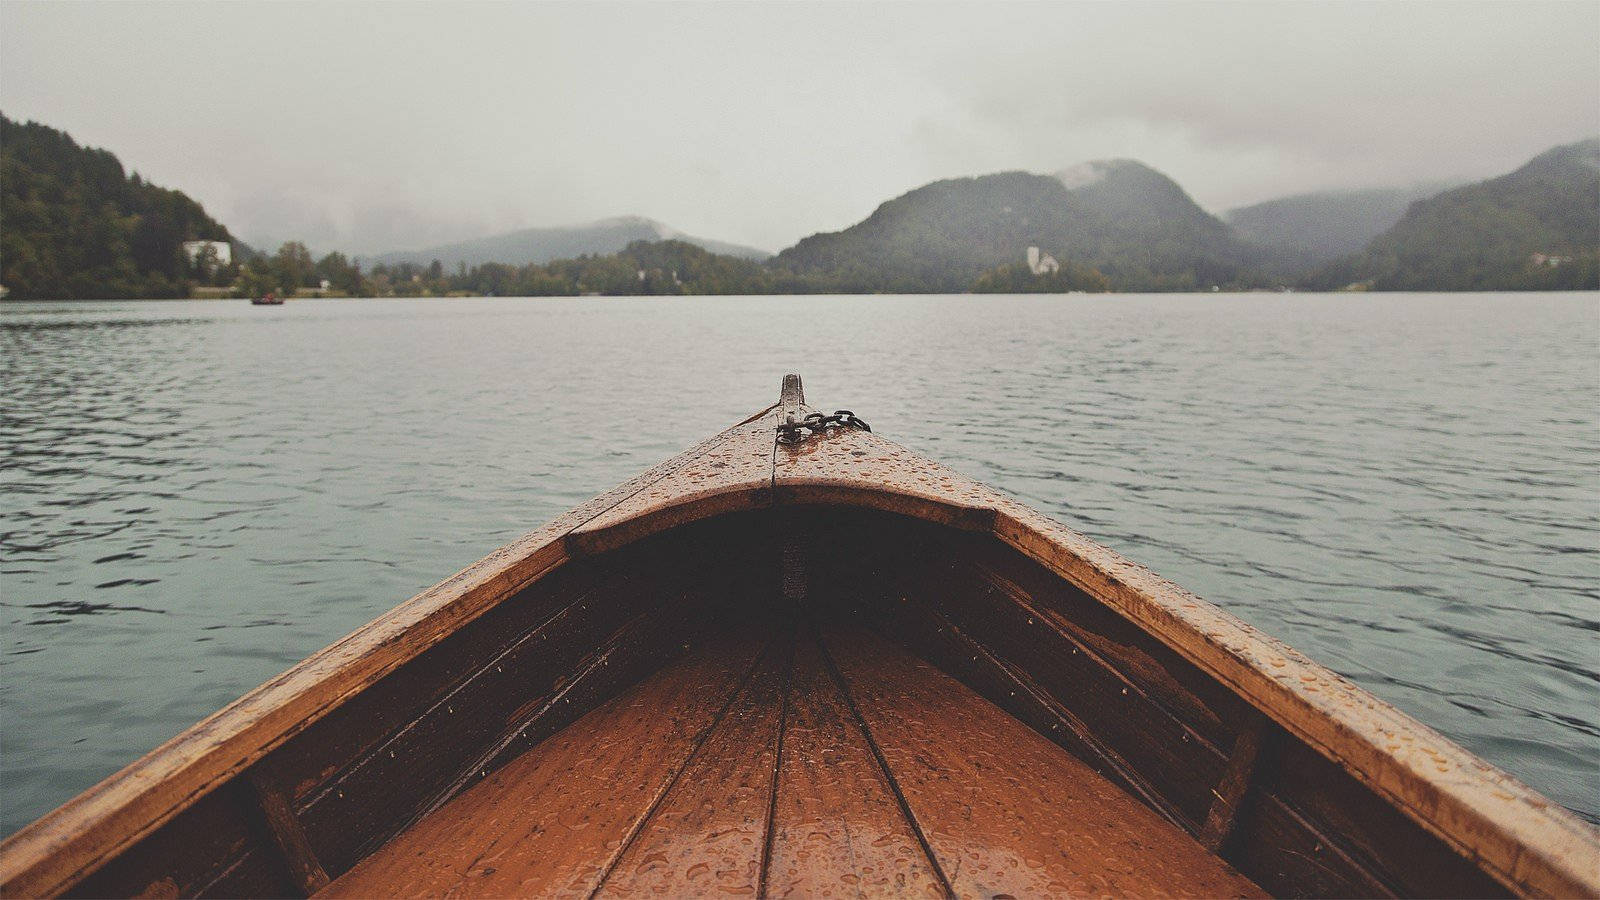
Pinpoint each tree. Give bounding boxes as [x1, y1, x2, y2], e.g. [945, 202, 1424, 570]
[972, 259, 1111, 293]
[0, 114, 236, 299]
[316, 251, 364, 295]
[237, 257, 281, 298]
[272, 241, 316, 292]
[190, 243, 221, 282]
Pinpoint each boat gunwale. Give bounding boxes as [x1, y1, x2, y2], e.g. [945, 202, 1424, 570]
[3, 382, 1597, 899]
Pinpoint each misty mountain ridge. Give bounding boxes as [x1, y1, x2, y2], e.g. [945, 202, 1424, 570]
[1225, 183, 1456, 272]
[371, 215, 770, 269]
[773, 143, 1596, 292]
[1307, 137, 1599, 291]
[4, 109, 1595, 298]
[773, 158, 1249, 292]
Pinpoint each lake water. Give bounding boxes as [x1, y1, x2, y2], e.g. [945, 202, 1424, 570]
[1, 293, 1596, 836]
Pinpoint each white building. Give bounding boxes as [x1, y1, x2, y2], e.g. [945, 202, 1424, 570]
[182, 240, 232, 270]
[1026, 246, 1060, 276]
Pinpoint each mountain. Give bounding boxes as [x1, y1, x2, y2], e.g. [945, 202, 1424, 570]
[371, 216, 770, 269]
[1225, 184, 1451, 274]
[0, 113, 236, 299]
[1308, 139, 1600, 291]
[772, 159, 1252, 292]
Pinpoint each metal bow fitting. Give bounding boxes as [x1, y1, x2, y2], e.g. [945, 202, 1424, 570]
[776, 410, 871, 445]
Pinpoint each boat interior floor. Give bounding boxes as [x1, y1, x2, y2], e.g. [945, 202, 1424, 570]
[321, 616, 1264, 899]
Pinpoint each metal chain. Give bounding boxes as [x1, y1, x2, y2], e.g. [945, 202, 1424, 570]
[776, 410, 871, 445]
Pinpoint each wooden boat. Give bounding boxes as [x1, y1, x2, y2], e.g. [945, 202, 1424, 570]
[3, 375, 1597, 899]
[250, 293, 284, 306]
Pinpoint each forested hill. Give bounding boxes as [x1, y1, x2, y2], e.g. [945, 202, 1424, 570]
[373, 216, 769, 269]
[1306, 139, 1600, 291]
[1225, 184, 1449, 274]
[772, 160, 1253, 292]
[1, 114, 236, 299]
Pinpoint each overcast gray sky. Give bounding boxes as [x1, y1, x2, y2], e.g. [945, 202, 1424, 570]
[3, 1, 1596, 254]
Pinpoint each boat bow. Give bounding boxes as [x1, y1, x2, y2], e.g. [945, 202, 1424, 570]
[3, 374, 1596, 899]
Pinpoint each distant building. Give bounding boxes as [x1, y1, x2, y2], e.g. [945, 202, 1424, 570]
[1531, 252, 1570, 267]
[1026, 246, 1060, 276]
[181, 240, 232, 270]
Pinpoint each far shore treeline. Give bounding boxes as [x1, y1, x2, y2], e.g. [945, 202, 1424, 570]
[2, 112, 1596, 301]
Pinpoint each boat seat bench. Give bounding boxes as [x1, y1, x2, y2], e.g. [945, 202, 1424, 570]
[320, 619, 1264, 898]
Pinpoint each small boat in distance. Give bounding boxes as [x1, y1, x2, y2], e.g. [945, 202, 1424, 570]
[2, 375, 1596, 898]
[250, 293, 284, 305]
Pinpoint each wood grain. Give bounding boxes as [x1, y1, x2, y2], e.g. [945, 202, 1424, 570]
[801, 511, 1468, 898]
[820, 625, 1266, 899]
[566, 411, 780, 556]
[318, 628, 771, 899]
[244, 770, 328, 896]
[1200, 720, 1266, 852]
[765, 637, 944, 899]
[596, 632, 792, 897]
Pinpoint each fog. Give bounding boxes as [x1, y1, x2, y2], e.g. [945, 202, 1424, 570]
[3, 1, 1595, 254]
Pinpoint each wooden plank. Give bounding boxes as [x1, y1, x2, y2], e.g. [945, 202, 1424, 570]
[187, 599, 703, 900]
[245, 770, 328, 896]
[61, 782, 286, 900]
[1255, 739, 1511, 898]
[779, 373, 805, 411]
[950, 528, 1250, 749]
[819, 625, 1265, 899]
[816, 518, 1413, 898]
[297, 570, 666, 874]
[765, 637, 944, 898]
[800, 508, 1219, 830]
[862, 593, 1193, 829]
[774, 426, 996, 532]
[317, 628, 772, 899]
[595, 631, 792, 897]
[1200, 720, 1267, 852]
[566, 412, 780, 556]
[1231, 791, 1396, 898]
[172, 521, 766, 897]
[884, 539, 1230, 826]
[262, 558, 617, 810]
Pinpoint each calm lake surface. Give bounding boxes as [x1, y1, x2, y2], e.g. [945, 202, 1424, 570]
[1, 293, 1596, 835]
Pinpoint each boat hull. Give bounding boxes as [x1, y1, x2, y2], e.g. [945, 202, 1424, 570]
[3, 377, 1595, 898]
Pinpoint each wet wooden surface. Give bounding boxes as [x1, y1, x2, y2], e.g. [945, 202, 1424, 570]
[319, 628, 770, 899]
[567, 409, 781, 556]
[322, 620, 1262, 899]
[245, 768, 328, 896]
[15, 377, 1596, 899]
[597, 633, 790, 897]
[822, 626, 1265, 899]
[766, 638, 944, 898]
